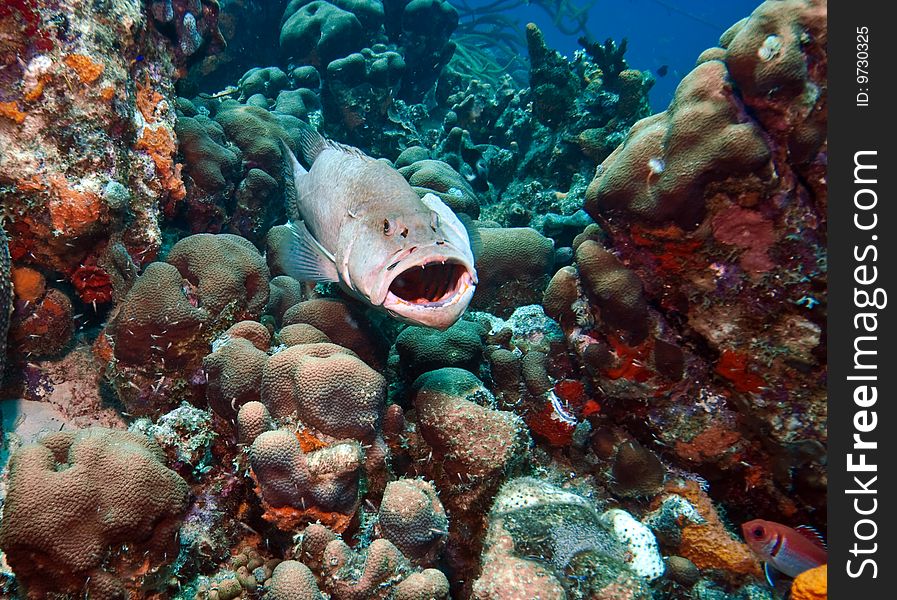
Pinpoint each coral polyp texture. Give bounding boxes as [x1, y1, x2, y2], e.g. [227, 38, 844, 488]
[0, 428, 188, 598]
[0, 0, 827, 599]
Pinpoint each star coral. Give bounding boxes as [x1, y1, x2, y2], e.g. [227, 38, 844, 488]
[0, 428, 189, 598]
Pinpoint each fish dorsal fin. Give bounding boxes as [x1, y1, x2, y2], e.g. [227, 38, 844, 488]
[281, 220, 339, 283]
[419, 193, 481, 260]
[794, 525, 827, 550]
[295, 120, 371, 165]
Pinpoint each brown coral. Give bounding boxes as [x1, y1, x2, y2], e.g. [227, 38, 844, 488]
[166, 233, 270, 318]
[258, 341, 383, 444]
[282, 298, 386, 369]
[204, 329, 270, 421]
[472, 227, 555, 316]
[0, 428, 188, 599]
[585, 60, 771, 228]
[266, 560, 325, 600]
[249, 429, 363, 532]
[379, 479, 448, 566]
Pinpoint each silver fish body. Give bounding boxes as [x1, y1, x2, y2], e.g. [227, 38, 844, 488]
[278, 124, 478, 330]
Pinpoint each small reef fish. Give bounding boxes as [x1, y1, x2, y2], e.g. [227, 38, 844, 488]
[742, 519, 827, 583]
[279, 123, 478, 330]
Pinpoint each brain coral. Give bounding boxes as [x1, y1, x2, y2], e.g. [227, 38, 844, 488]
[472, 227, 555, 316]
[0, 428, 189, 599]
[259, 342, 384, 441]
[282, 298, 387, 369]
[280, 0, 369, 67]
[166, 233, 270, 318]
[398, 159, 480, 219]
[290, 345, 386, 440]
[395, 319, 485, 380]
[379, 478, 448, 566]
[107, 261, 209, 369]
[249, 429, 364, 531]
[266, 560, 325, 600]
[204, 321, 271, 421]
[585, 59, 771, 228]
[237, 400, 275, 445]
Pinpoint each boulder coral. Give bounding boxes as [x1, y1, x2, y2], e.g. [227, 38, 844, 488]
[204, 321, 271, 421]
[472, 227, 555, 316]
[398, 159, 480, 219]
[259, 342, 384, 441]
[295, 524, 452, 600]
[404, 367, 530, 594]
[266, 560, 325, 600]
[166, 233, 270, 318]
[282, 298, 387, 369]
[249, 428, 364, 532]
[102, 233, 269, 415]
[379, 478, 449, 566]
[0, 428, 189, 599]
[395, 319, 485, 380]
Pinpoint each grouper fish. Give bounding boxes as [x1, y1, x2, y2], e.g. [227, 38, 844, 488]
[277, 123, 478, 330]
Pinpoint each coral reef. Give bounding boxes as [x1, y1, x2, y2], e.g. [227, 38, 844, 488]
[571, 0, 827, 523]
[0, 428, 188, 598]
[473, 477, 653, 599]
[101, 233, 269, 415]
[0, 226, 10, 379]
[790, 564, 826, 600]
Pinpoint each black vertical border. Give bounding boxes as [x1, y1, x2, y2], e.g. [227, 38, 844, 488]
[828, 1, 895, 596]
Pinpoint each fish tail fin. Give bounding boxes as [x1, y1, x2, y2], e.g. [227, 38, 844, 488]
[295, 119, 329, 164]
[279, 138, 306, 222]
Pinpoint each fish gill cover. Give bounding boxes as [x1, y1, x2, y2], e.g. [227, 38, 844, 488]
[0, 0, 826, 599]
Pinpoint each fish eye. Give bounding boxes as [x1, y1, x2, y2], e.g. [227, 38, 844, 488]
[430, 212, 439, 231]
[383, 219, 393, 236]
[752, 527, 764, 538]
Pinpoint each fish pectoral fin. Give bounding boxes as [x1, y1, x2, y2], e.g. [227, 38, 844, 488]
[763, 562, 778, 587]
[282, 220, 340, 283]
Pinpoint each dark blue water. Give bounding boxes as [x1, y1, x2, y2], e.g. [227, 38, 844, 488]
[459, 0, 762, 111]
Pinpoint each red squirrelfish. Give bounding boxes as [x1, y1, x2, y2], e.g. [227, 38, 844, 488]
[742, 519, 827, 579]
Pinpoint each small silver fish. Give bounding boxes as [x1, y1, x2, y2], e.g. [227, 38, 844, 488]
[278, 124, 478, 330]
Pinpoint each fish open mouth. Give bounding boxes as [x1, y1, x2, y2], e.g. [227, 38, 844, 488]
[388, 262, 469, 305]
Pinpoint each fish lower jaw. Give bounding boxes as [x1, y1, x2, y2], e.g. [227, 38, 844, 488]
[382, 271, 476, 329]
